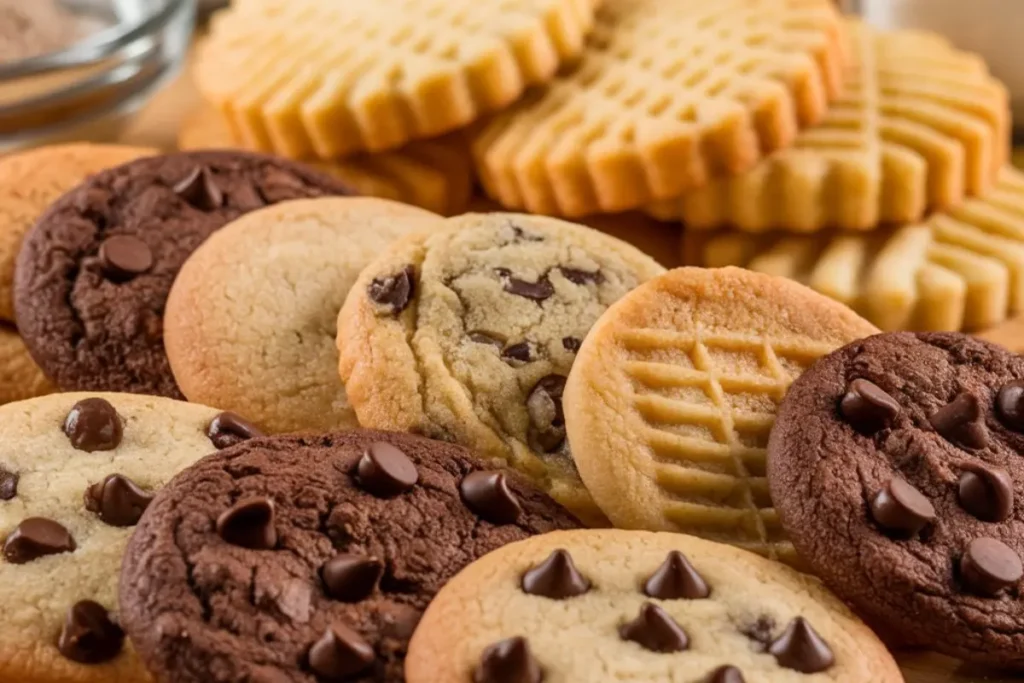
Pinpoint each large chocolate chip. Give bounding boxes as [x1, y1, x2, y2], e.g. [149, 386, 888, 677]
[958, 464, 1014, 522]
[870, 478, 935, 536]
[57, 600, 125, 664]
[929, 393, 988, 449]
[3, 517, 76, 563]
[460, 471, 522, 524]
[307, 624, 375, 678]
[643, 551, 710, 599]
[368, 265, 415, 313]
[64, 398, 123, 452]
[559, 267, 604, 285]
[839, 379, 900, 433]
[498, 270, 555, 301]
[84, 474, 154, 527]
[562, 337, 582, 353]
[216, 497, 277, 550]
[473, 637, 543, 683]
[0, 467, 18, 500]
[960, 537, 1023, 596]
[502, 342, 533, 365]
[997, 380, 1024, 432]
[98, 236, 153, 281]
[173, 166, 224, 210]
[526, 375, 567, 453]
[207, 412, 264, 450]
[707, 666, 745, 683]
[356, 442, 419, 497]
[767, 617, 834, 673]
[619, 602, 689, 653]
[521, 549, 591, 599]
[321, 554, 384, 603]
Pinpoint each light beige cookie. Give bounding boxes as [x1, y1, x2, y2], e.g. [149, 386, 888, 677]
[562, 267, 878, 564]
[337, 213, 666, 525]
[0, 325, 54, 405]
[166, 197, 443, 434]
[406, 529, 904, 683]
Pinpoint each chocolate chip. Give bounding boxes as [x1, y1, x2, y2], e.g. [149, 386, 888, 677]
[619, 602, 689, 653]
[307, 624, 375, 679]
[562, 337, 582, 353]
[173, 166, 224, 210]
[643, 550, 710, 599]
[321, 554, 384, 603]
[521, 549, 590, 599]
[996, 380, 1024, 432]
[526, 375, 567, 453]
[3, 517, 76, 563]
[767, 617, 834, 673]
[511, 225, 544, 242]
[356, 442, 419, 497]
[498, 270, 555, 301]
[460, 471, 522, 524]
[839, 379, 900, 433]
[502, 342, 533, 365]
[64, 398, 123, 452]
[870, 478, 935, 536]
[0, 467, 18, 500]
[368, 265, 415, 313]
[470, 332, 505, 349]
[739, 615, 775, 648]
[559, 267, 604, 285]
[98, 236, 153, 280]
[207, 412, 264, 450]
[473, 637, 543, 683]
[960, 537, 1023, 596]
[216, 497, 277, 550]
[929, 392, 988, 449]
[958, 464, 1014, 522]
[707, 666, 745, 683]
[84, 474, 154, 527]
[57, 600, 124, 664]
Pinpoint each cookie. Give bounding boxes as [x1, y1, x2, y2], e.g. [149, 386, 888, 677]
[406, 529, 904, 683]
[336, 213, 665, 525]
[683, 166, 1024, 332]
[768, 332, 1024, 666]
[166, 197, 443, 434]
[0, 325, 54, 405]
[473, 0, 845, 217]
[179, 106, 475, 215]
[649, 21, 1010, 232]
[14, 151, 354, 399]
[118, 429, 580, 683]
[562, 267, 878, 564]
[0, 392, 258, 683]
[194, 0, 599, 158]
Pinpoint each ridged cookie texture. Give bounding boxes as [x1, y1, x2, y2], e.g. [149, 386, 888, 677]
[563, 267, 878, 565]
[683, 167, 1024, 333]
[194, 0, 599, 158]
[473, 0, 846, 217]
[649, 21, 1010, 232]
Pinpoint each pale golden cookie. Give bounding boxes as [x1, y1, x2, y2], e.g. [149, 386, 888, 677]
[562, 267, 878, 564]
[0, 325, 54, 405]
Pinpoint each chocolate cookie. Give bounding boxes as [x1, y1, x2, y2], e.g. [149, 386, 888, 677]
[118, 429, 580, 683]
[768, 332, 1024, 666]
[13, 151, 353, 398]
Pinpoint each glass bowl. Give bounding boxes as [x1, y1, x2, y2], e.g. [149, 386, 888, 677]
[0, 0, 196, 151]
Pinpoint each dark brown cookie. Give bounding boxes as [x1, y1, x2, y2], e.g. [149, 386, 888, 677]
[768, 332, 1024, 667]
[118, 429, 580, 683]
[13, 151, 353, 398]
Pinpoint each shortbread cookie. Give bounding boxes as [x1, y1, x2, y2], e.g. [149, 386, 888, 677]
[14, 151, 353, 399]
[179, 106, 474, 215]
[473, 0, 845, 217]
[0, 392, 260, 683]
[563, 267, 878, 564]
[0, 326, 54, 405]
[337, 213, 665, 525]
[683, 166, 1024, 332]
[195, 0, 600, 159]
[118, 429, 580, 683]
[406, 529, 903, 683]
[649, 22, 1009, 232]
[166, 198, 442, 434]
[769, 332, 1024, 666]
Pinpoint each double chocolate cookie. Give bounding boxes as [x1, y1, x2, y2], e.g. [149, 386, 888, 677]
[769, 332, 1024, 666]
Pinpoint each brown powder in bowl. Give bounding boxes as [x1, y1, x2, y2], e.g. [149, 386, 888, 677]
[0, 0, 99, 63]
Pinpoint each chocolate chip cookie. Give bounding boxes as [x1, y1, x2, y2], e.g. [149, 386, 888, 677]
[14, 151, 354, 398]
[117, 429, 580, 683]
[769, 332, 1024, 666]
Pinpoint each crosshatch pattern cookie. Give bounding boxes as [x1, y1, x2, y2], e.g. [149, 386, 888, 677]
[473, 0, 846, 217]
[648, 22, 1010, 232]
[563, 268, 878, 564]
[118, 429, 580, 683]
[337, 213, 665, 526]
[769, 332, 1024, 666]
[195, 0, 600, 158]
[683, 167, 1024, 332]
[406, 529, 904, 683]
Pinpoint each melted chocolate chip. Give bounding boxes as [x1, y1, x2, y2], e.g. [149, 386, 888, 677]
[521, 549, 591, 599]
[839, 379, 900, 433]
[559, 267, 604, 285]
[307, 624, 375, 678]
[960, 537, 1023, 596]
[997, 380, 1024, 433]
[767, 617, 834, 673]
[470, 332, 505, 349]
[958, 464, 1014, 523]
[321, 554, 384, 603]
[498, 270, 555, 301]
[619, 602, 689, 653]
[64, 398, 123, 452]
[929, 392, 988, 449]
[460, 471, 522, 524]
[474, 637, 543, 683]
[0, 467, 18, 500]
[707, 666, 745, 683]
[84, 474, 154, 527]
[207, 412, 264, 450]
[502, 342, 533, 365]
[870, 478, 936, 536]
[3, 517, 76, 563]
[643, 551, 710, 599]
[173, 166, 224, 210]
[98, 236, 153, 281]
[368, 265, 415, 313]
[57, 600, 124, 664]
[562, 337, 582, 353]
[216, 497, 277, 550]
[356, 442, 419, 497]
[526, 375, 567, 453]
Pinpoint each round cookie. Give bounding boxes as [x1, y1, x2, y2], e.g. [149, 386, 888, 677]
[166, 197, 442, 433]
[563, 267, 879, 564]
[0, 325, 54, 405]
[768, 331, 1024, 666]
[14, 151, 354, 398]
[117, 429, 581, 683]
[406, 529, 904, 683]
[336, 213, 666, 525]
[0, 392, 261, 683]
